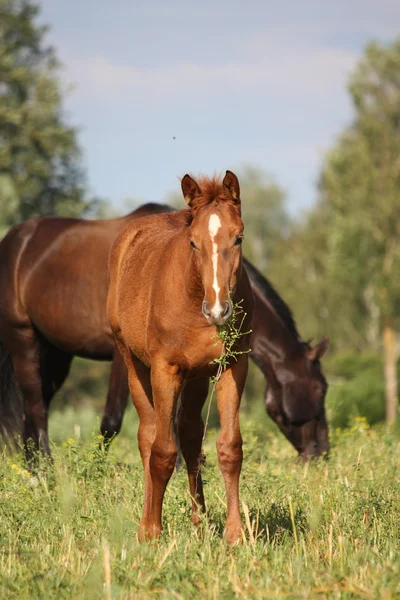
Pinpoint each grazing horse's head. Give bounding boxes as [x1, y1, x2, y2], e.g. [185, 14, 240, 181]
[181, 171, 244, 326]
[265, 336, 330, 459]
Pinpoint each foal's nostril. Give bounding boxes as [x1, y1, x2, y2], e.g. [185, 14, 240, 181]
[202, 301, 211, 318]
[202, 300, 232, 322]
[222, 301, 231, 318]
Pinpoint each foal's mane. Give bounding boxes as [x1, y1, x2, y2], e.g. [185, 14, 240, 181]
[184, 174, 234, 211]
[243, 257, 302, 342]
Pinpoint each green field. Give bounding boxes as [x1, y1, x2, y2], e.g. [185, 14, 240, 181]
[1, 407, 400, 600]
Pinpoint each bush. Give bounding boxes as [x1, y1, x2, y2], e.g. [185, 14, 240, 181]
[325, 351, 399, 428]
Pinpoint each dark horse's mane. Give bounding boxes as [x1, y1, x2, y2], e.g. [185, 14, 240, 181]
[243, 257, 301, 341]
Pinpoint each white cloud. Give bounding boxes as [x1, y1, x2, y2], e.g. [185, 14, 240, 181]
[64, 43, 357, 106]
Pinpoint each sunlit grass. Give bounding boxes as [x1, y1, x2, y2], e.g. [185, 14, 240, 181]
[1, 412, 400, 599]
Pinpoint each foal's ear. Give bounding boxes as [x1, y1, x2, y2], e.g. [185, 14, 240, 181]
[307, 335, 329, 362]
[181, 174, 201, 206]
[222, 170, 240, 203]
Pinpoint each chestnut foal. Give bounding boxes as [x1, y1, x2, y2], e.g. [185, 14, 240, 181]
[107, 171, 253, 543]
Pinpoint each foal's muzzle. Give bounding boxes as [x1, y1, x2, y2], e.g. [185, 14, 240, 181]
[202, 300, 232, 326]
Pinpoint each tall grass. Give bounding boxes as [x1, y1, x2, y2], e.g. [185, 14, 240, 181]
[1, 410, 399, 599]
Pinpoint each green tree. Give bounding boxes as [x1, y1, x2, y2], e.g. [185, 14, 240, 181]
[232, 166, 289, 406]
[268, 194, 374, 352]
[319, 39, 400, 423]
[0, 0, 89, 229]
[265, 40, 400, 425]
[268, 203, 334, 346]
[238, 165, 288, 274]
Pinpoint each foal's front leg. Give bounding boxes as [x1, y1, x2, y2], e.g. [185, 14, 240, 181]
[216, 355, 248, 544]
[121, 351, 155, 541]
[147, 361, 182, 539]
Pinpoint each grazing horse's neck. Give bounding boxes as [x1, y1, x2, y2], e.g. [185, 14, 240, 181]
[249, 280, 305, 377]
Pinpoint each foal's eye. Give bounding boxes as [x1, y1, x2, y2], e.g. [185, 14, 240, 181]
[234, 236, 243, 246]
[190, 240, 198, 250]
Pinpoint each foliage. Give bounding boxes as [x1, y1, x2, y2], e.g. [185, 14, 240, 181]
[265, 38, 400, 349]
[319, 38, 400, 420]
[1, 412, 400, 598]
[0, 0, 90, 230]
[322, 39, 400, 331]
[51, 357, 112, 413]
[261, 38, 400, 424]
[237, 165, 289, 274]
[325, 352, 400, 428]
[211, 298, 252, 382]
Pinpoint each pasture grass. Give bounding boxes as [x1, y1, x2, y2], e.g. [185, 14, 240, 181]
[1, 408, 400, 599]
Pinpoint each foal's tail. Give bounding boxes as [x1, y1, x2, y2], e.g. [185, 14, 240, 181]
[0, 342, 23, 448]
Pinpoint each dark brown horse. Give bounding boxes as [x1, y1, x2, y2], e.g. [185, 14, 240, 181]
[0, 200, 329, 462]
[244, 259, 329, 457]
[0, 202, 168, 458]
[107, 171, 253, 542]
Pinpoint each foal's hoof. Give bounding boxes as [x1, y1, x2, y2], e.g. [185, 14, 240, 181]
[138, 523, 162, 542]
[224, 523, 243, 546]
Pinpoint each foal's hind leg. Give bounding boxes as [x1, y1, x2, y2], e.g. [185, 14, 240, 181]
[178, 377, 209, 525]
[100, 350, 129, 447]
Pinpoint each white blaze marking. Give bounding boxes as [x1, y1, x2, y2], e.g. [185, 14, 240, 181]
[208, 213, 223, 317]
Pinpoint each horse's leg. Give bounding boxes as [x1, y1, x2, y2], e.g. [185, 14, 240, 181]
[146, 361, 182, 539]
[6, 328, 50, 465]
[41, 343, 73, 408]
[216, 355, 248, 545]
[119, 347, 155, 540]
[100, 350, 129, 447]
[178, 377, 209, 525]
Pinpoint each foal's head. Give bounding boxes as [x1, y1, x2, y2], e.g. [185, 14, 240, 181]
[181, 171, 244, 326]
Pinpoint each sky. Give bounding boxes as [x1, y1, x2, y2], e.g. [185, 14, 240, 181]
[40, 0, 400, 215]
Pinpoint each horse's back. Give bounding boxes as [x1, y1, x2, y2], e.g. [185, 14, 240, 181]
[0, 204, 172, 356]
